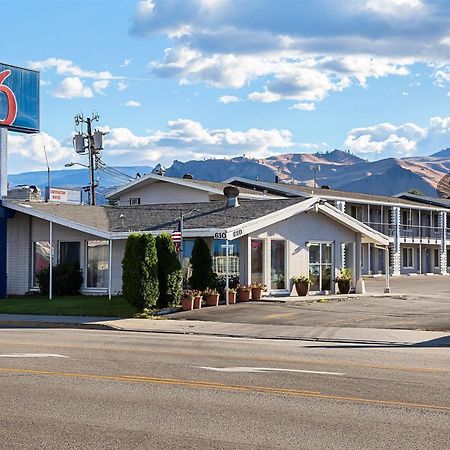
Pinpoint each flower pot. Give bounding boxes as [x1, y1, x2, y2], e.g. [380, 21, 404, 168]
[228, 291, 237, 304]
[251, 287, 262, 300]
[337, 280, 351, 295]
[193, 296, 202, 309]
[206, 293, 219, 306]
[295, 282, 309, 296]
[181, 297, 194, 311]
[238, 289, 251, 302]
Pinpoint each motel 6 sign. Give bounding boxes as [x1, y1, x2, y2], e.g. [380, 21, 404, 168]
[0, 63, 39, 134]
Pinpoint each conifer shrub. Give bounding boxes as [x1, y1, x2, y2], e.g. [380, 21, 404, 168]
[189, 237, 216, 290]
[156, 233, 183, 308]
[36, 262, 83, 296]
[122, 233, 159, 310]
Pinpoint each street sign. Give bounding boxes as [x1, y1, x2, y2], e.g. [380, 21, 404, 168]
[0, 63, 39, 133]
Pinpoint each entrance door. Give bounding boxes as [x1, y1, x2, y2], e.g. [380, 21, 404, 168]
[251, 239, 264, 284]
[270, 240, 286, 290]
[309, 243, 333, 293]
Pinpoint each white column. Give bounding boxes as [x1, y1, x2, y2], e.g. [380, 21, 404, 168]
[0, 128, 7, 198]
[49, 221, 53, 300]
[439, 212, 448, 275]
[384, 247, 390, 293]
[335, 201, 346, 213]
[391, 207, 401, 276]
[108, 239, 113, 299]
[225, 239, 229, 305]
[355, 233, 365, 294]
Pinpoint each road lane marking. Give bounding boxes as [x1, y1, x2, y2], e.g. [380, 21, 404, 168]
[0, 366, 449, 412]
[0, 353, 68, 358]
[197, 366, 345, 376]
[0, 339, 447, 374]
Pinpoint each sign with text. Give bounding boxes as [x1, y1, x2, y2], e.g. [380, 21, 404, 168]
[0, 63, 39, 133]
[46, 188, 81, 204]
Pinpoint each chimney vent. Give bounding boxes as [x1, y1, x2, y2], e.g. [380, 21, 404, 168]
[183, 173, 193, 179]
[223, 185, 240, 207]
[275, 175, 279, 183]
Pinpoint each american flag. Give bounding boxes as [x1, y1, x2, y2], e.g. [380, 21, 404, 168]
[171, 219, 182, 252]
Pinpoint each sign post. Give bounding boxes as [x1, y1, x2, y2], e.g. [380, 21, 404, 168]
[0, 63, 40, 298]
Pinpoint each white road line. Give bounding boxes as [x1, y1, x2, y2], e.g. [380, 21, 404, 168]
[0, 353, 69, 358]
[197, 366, 344, 376]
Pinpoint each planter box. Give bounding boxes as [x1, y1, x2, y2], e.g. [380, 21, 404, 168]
[206, 294, 219, 306]
[193, 296, 202, 309]
[337, 280, 351, 294]
[238, 289, 251, 302]
[251, 287, 262, 300]
[181, 298, 194, 311]
[228, 292, 237, 304]
[295, 282, 309, 296]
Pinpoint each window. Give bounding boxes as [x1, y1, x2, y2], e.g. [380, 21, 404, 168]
[401, 210, 412, 226]
[129, 198, 141, 205]
[251, 239, 264, 284]
[59, 242, 80, 266]
[86, 241, 109, 288]
[271, 240, 286, 290]
[434, 248, 440, 268]
[402, 247, 414, 268]
[212, 239, 240, 276]
[447, 249, 450, 268]
[350, 205, 363, 222]
[33, 241, 53, 286]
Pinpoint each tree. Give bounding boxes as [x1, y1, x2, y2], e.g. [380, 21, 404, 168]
[156, 233, 183, 308]
[189, 237, 216, 291]
[122, 233, 159, 310]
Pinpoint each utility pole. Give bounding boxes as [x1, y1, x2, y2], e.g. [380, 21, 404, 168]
[73, 113, 104, 205]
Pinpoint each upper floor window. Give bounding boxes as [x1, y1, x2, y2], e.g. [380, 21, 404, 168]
[350, 205, 363, 222]
[129, 198, 141, 205]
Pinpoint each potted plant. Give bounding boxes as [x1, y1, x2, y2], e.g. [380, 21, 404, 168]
[291, 275, 311, 296]
[336, 268, 352, 294]
[204, 287, 220, 306]
[237, 284, 251, 302]
[227, 288, 237, 304]
[251, 283, 266, 300]
[180, 290, 194, 311]
[193, 290, 202, 309]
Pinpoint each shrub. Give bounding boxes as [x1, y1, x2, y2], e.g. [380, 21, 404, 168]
[36, 262, 83, 296]
[156, 233, 183, 308]
[217, 274, 240, 300]
[189, 237, 216, 291]
[122, 233, 159, 310]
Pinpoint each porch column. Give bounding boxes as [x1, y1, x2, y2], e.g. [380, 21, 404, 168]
[355, 233, 365, 294]
[384, 247, 390, 293]
[49, 221, 53, 300]
[439, 212, 448, 275]
[335, 201, 346, 213]
[225, 239, 229, 305]
[391, 207, 401, 276]
[108, 239, 113, 300]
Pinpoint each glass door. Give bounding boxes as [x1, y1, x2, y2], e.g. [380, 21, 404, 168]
[270, 240, 286, 290]
[251, 239, 264, 284]
[309, 242, 333, 293]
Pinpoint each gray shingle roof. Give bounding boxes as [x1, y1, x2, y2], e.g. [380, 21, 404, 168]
[8, 198, 302, 233]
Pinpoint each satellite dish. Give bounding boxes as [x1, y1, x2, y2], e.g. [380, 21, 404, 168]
[436, 173, 450, 199]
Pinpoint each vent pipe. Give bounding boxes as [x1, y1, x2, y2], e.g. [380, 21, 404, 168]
[223, 185, 240, 207]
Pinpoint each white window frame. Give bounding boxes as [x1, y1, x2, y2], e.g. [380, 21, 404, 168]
[268, 239, 288, 292]
[402, 247, 414, 268]
[85, 240, 110, 290]
[129, 197, 141, 205]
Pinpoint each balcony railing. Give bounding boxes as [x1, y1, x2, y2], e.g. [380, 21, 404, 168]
[364, 222, 444, 239]
[364, 222, 394, 236]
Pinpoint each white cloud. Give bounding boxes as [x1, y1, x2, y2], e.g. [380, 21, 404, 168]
[364, 0, 424, 17]
[289, 102, 316, 111]
[125, 100, 141, 107]
[118, 81, 128, 91]
[218, 95, 241, 104]
[52, 77, 93, 99]
[93, 80, 110, 94]
[344, 117, 450, 157]
[121, 58, 132, 67]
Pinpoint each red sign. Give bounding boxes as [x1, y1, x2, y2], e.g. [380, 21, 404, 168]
[0, 70, 17, 126]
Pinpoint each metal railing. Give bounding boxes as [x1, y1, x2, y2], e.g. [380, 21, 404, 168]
[364, 222, 444, 239]
[213, 256, 240, 276]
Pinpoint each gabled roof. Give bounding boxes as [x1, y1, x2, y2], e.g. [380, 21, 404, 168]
[105, 173, 277, 200]
[395, 192, 450, 209]
[3, 197, 389, 246]
[225, 177, 450, 211]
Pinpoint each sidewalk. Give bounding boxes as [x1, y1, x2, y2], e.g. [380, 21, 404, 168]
[0, 314, 449, 346]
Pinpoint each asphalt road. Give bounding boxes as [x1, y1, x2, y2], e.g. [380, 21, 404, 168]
[0, 328, 448, 449]
[173, 277, 450, 330]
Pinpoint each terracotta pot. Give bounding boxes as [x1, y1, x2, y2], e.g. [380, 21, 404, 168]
[228, 291, 237, 304]
[295, 282, 309, 296]
[193, 296, 202, 309]
[206, 293, 219, 306]
[181, 297, 194, 311]
[251, 287, 262, 300]
[338, 280, 351, 295]
[238, 289, 251, 302]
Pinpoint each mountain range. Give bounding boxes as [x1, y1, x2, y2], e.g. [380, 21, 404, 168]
[7, 149, 450, 200]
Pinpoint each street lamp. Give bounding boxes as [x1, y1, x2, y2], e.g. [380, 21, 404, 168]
[65, 162, 89, 168]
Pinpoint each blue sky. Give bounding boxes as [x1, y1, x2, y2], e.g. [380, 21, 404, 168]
[2, 0, 450, 173]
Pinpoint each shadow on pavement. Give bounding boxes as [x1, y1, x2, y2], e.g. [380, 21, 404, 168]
[307, 335, 450, 348]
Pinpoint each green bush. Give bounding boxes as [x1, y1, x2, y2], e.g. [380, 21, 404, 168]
[36, 262, 83, 296]
[189, 237, 216, 291]
[122, 233, 159, 310]
[156, 233, 183, 308]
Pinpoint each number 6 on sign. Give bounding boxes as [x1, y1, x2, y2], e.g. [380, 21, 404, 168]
[0, 70, 17, 126]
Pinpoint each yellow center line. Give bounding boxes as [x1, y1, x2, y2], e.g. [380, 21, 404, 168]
[0, 339, 447, 374]
[0, 366, 449, 412]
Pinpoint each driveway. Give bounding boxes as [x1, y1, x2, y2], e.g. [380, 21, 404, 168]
[171, 276, 450, 331]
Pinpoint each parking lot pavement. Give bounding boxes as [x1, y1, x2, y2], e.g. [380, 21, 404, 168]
[171, 276, 450, 331]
